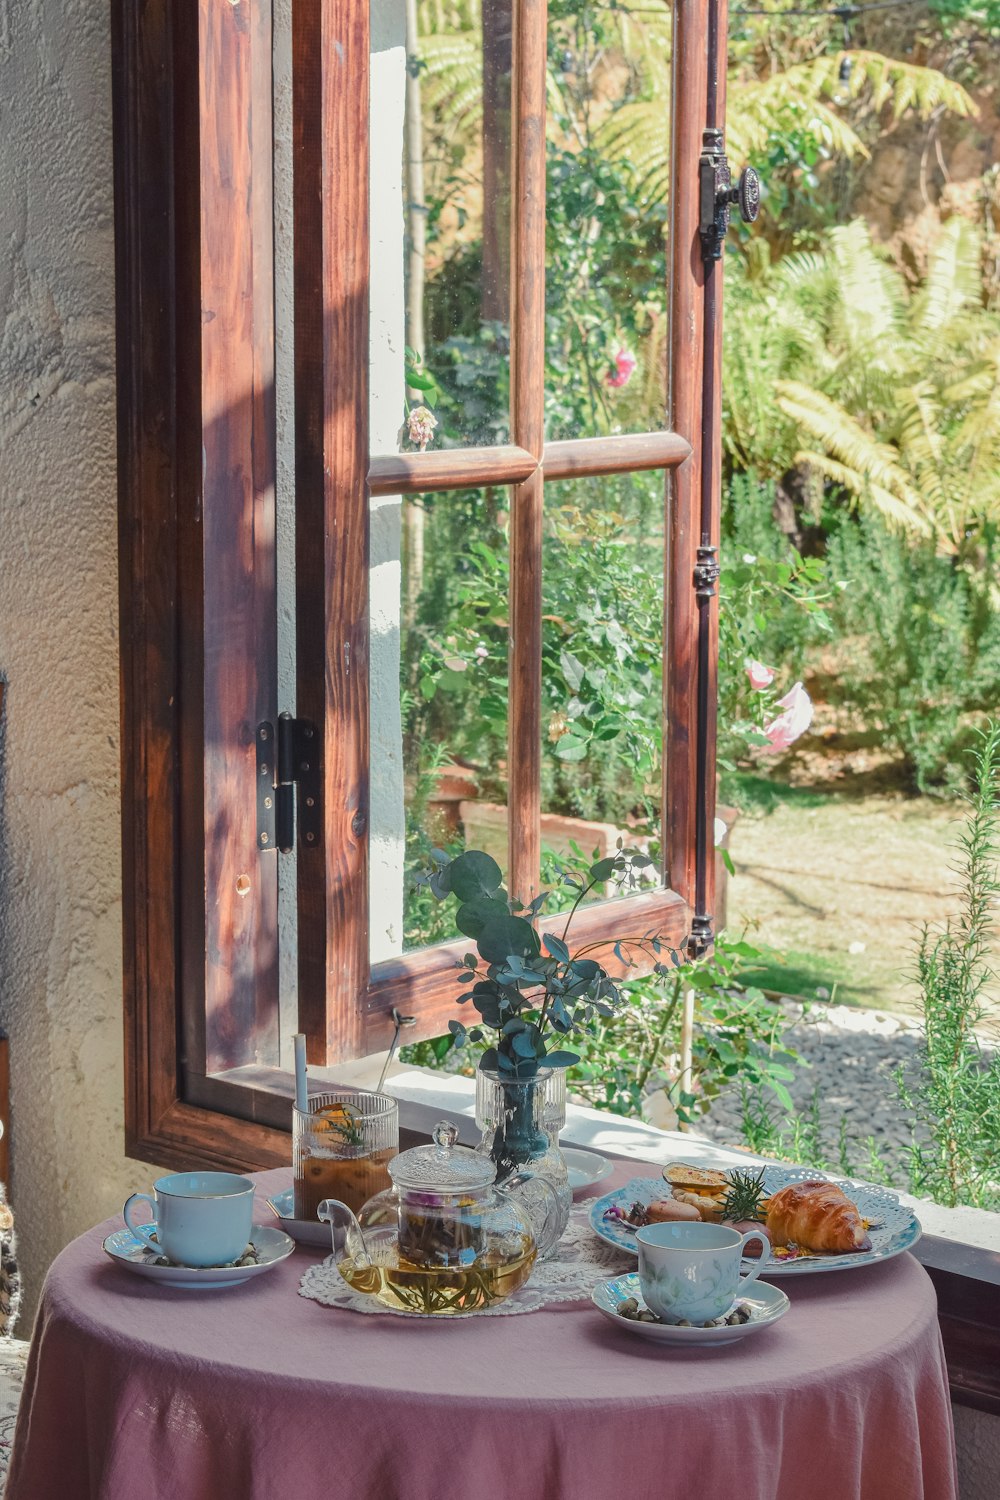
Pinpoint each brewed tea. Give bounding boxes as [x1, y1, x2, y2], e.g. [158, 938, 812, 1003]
[337, 1236, 536, 1314]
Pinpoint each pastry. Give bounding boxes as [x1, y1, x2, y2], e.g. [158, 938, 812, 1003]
[646, 1197, 701, 1224]
[662, 1162, 728, 1191]
[670, 1186, 725, 1222]
[765, 1180, 870, 1254]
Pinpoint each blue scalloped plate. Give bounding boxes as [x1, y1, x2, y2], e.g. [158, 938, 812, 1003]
[589, 1168, 921, 1276]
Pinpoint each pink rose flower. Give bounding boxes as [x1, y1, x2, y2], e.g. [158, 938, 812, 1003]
[762, 682, 813, 753]
[605, 349, 637, 389]
[407, 405, 438, 451]
[746, 659, 776, 691]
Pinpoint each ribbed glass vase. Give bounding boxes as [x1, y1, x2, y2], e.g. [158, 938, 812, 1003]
[475, 1067, 571, 1256]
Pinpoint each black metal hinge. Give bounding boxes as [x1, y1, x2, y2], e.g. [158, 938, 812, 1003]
[256, 713, 322, 854]
[693, 544, 721, 598]
[698, 128, 760, 263]
[688, 913, 714, 959]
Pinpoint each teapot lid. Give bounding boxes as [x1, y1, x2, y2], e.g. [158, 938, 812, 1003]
[388, 1121, 497, 1193]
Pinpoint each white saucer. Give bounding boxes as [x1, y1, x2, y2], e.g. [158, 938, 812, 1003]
[103, 1224, 296, 1287]
[562, 1148, 614, 1193]
[592, 1273, 790, 1347]
[265, 1188, 331, 1247]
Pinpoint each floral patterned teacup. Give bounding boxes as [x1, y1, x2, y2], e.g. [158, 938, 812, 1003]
[635, 1221, 768, 1325]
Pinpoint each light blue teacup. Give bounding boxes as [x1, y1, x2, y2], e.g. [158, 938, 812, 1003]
[123, 1172, 255, 1268]
[636, 1220, 768, 1325]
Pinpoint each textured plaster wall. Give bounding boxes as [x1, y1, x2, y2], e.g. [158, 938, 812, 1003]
[0, 0, 155, 1322]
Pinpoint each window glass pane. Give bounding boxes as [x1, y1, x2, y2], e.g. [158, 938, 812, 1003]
[377, 485, 511, 954]
[544, 4, 672, 441]
[370, 0, 513, 457]
[540, 472, 664, 894]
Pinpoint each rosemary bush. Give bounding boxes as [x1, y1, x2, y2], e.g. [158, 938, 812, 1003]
[895, 723, 1000, 1209]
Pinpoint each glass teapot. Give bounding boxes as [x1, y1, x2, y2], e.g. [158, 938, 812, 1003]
[318, 1121, 561, 1315]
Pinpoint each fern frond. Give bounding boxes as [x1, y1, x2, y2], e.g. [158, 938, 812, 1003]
[912, 218, 982, 333]
[776, 380, 932, 520]
[797, 451, 938, 539]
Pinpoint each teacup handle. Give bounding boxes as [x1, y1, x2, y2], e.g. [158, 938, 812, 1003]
[737, 1228, 769, 1291]
[123, 1192, 159, 1249]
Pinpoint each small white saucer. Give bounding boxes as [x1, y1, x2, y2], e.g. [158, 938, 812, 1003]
[264, 1188, 331, 1247]
[562, 1148, 614, 1194]
[592, 1273, 790, 1347]
[103, 1224, 296, 1288]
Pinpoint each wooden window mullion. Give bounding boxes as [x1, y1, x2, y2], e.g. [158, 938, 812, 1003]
[196, 0, 279, 1077]
[664, 0, 710, 916]
[507, 0, 549, 902]
[292, 0, 372, 1067]
[693, 0, 729, 942]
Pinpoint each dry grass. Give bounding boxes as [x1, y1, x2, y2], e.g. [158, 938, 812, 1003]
[723, 778, 999, 1022]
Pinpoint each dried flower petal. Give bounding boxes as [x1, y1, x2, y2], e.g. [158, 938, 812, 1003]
[762, 681, 813, 753]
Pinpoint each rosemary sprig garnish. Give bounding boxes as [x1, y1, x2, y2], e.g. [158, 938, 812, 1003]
[322, 1103, 366, 1148]
[720, 1166, 768, 1223]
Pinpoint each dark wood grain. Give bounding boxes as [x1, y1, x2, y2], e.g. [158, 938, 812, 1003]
[113, 0, 185, 1152]
[293, 0, 371, 1064]
[114, 0, 279, 1161]
[543, 431, 690, 480]
[368, 445, 536, 495]
[692, 0, 728, 935]
[198, 0, 279, 1073]
[364, 886, 691, 1050]
[127, 1098, 291, 1175]
[663, 0, 708, 917]
[916, 1235, 1000, 1413]
[507, 0, 548, 901]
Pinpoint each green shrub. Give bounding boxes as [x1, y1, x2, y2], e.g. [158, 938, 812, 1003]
[824, 516, 1000, 794]
[895, 723, 1000, 1209]
[718, 476, 832, 768]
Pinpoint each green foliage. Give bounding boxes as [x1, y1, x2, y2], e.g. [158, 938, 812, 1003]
[566, 935, 801, 1126]
[417, 846, 677, 1079]
[543, 145, 667, 440]
[824, 514, 1000, 794]
[718, 477, 832, 767]
[929, 0, 1000, 37]
[736, 1083, 894, 1186]
[725, 219, 1000, 555]
[894, 724, 1000, 1209]
[409, 483, 666, 823]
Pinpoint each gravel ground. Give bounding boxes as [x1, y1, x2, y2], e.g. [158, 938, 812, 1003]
[692, 999, 932, 1187]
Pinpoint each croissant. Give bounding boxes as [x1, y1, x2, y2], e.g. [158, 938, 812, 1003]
[765, 1181, 870, 1254]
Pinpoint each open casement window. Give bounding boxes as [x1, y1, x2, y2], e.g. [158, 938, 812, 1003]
[113, 0, 740, 1170]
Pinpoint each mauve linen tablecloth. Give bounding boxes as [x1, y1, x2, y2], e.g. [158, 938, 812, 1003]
[8, 1164, 957, 1500]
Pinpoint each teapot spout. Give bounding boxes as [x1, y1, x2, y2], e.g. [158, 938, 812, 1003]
[317, 1198, 371, 1266]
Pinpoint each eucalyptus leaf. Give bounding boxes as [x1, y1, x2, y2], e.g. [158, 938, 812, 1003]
[542, 932, 570, 962]
[455, 895, 511, 940]
[477, 914, 541, 965]
[512, 1029, 538, 1058]
[541, 1049, 579, 1068]
[449, 850, 504, 902]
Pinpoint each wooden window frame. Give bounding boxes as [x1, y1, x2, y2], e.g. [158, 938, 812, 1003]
[113, 0, 725, 1165]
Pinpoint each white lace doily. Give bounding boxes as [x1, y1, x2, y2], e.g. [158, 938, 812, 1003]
[298, 1204, 633, 1318]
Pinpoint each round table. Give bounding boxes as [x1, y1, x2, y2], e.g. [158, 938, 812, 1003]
[8, 1163, 957, 1500]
